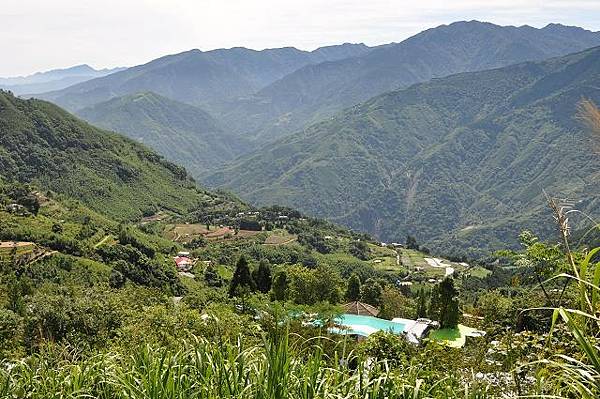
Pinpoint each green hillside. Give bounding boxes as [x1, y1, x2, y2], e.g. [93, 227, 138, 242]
[205, 47, 600, 256]
[0, 90, 206, 221]
[77, 92, 245, 178]
[218, 21, 600, 143]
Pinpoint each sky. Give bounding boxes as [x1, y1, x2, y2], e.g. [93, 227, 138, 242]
[2, 0, 600, 77]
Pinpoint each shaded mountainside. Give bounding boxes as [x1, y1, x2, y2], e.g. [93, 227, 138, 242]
[218, 21, 600, 143]
[205, 47, 600, 256]
[0, 90, 207, 220]
[35, 44, 372, 112]
[77, 92, 245, 178]
[0, 64, 126, 95]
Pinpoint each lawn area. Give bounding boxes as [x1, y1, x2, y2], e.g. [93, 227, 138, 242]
[264, 229, 297, 246]
[371, 257, 405, 273]
[400, 249, 430, 270]
[429, 324, 482, 348]
[468, 265, 492, 279]
[165, 223, 266, 243]
[368, 243, 397, 257]
[367, 244, 406, 274]
[400, 249, 468, 278]
[164, 223, 210, 242]
[0, 241, 36, 258]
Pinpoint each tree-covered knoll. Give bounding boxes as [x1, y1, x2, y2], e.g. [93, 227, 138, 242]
[0, 90, 206, 221]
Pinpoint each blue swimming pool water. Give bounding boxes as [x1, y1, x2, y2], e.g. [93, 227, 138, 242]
[331, 314, 406, 337]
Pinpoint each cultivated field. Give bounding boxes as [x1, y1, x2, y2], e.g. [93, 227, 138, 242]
[263, 230, 297, 246]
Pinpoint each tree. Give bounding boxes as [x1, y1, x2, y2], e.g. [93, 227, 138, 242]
[428, 277, 459, 328]
[346, 273, 361, 301]
[478, 290, 513, 328]
[406, 235, 419, 250]
[361, 278, 383, 306]
[314, 265, 343, 304]
[349, 240, 369, 260]
[51, 223, 63, 234]
[204, 264, 223, 287]
[379, 287, 415, 320]
[286, 264, 343, 305]
[514, 231, 565, 306]
[229, 256, 255, 297]
[416, 288, 428, 318]
[253, 260, 272, 294]
[272, 270, 288, 301]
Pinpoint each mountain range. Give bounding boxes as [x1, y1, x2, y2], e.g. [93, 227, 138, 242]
[205, 46, 600, 255]
[217, 21, 600, 143]
[0, 64, 125, 95]
[30, 21, 600, 178]
[36, 43, 372, 113]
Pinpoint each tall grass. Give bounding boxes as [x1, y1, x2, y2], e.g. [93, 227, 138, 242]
[533, 99, 600, 398]
[0, 330, 493, 399]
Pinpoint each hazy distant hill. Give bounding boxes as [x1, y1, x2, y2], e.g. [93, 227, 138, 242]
[78, 92, 245, 178]
[218, 21, 600, 143]
[35, 44, 372, 112]
[205, 46, 600, 255]
[0, 64, 125, 95]
[0, 90, 204, 220]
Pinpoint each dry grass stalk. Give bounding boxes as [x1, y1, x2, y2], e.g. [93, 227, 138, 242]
[576, 98, 600, 152]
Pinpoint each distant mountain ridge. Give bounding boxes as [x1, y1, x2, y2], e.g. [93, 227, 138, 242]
[35, 43, 372, 112]
[0, 64, 126, 95]
[77, 92, 245, 178]
[205, 46, 600, 256]
[217, 21, 600, 143]
[32, 21, 600, 166]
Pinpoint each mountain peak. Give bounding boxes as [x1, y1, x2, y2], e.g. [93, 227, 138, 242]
[542, 22, 590, 33]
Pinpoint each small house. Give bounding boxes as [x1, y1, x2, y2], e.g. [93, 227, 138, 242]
[174, 255, 196, 272]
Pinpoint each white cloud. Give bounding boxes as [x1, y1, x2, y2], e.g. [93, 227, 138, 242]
[1, 0, 599, 76]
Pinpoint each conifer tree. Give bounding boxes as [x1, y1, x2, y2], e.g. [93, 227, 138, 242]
[428, 277, 459, 328]
[253, 259, 272, 294]
[272, 270, 288, 301]
[346, 273, 361, 301]
[416, 288, 428, 318]
[229, 255, 255, 297]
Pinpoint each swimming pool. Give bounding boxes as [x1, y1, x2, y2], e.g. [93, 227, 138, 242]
[330, 314, 407, 337]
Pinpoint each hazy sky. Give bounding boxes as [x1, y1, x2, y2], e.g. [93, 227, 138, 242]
[2, 0, 600, 76]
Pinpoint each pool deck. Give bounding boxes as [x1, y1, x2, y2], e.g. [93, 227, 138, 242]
[392, 318, 434, 343]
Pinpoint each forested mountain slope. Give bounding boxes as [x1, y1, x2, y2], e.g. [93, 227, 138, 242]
[35, 44, 371, 112]
[0, 90, 206, 220]
[77, 92, 244, 178]
[219, 21, 600, 143]
[205, 46, 600, 255]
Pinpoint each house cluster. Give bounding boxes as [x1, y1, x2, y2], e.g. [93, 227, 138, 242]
[236, 211, 261, 218]
[6, 203, 27, 215]
[173, 251, 196, 272]
[381, 242, 404, 248]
